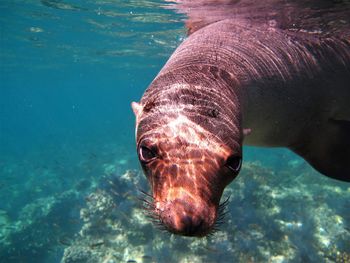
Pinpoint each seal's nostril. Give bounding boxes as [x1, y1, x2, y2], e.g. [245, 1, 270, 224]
[181, 216, 205, 236]
[182, 215, 192, 227]
[157, 198, 213, 237]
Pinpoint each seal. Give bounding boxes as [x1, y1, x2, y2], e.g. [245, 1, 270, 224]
[132, 0, 350, 236]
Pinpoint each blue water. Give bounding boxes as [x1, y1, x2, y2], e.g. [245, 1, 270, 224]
[1, 1, 349, 263]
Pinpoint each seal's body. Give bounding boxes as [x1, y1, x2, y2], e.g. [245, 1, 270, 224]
[132, 0, 350, 236]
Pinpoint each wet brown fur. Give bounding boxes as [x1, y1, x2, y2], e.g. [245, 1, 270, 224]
[133, 0, 350, 237]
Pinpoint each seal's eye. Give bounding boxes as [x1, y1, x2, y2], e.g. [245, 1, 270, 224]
[139, 145, 157, 163]
[225, 155, 242, 175]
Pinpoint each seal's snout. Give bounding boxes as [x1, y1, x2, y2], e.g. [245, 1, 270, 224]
[133, 107, 238, 237]
[177, 215, 205, 236]
[158, 197, 216, 237]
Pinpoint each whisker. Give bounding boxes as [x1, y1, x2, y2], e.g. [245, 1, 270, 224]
[136, 190, 171, 234]
[137, 196, 152, 203]
[142, 207, 156, 213]
[137, 188, 154, 199]
[207, 228, 218, 237]
[217, 210, 229, 220]
[211, 195, 231, 234]
[144, 214, 159, 220]
[219, 195, 230, 208]
[139, 198, 155, 208]
[143, 210, 156, 217]
[137, 196, 168, 231]
[138, 202, 155, 211]
[138, 195, 154, 204]
[142, 205, 155, 211]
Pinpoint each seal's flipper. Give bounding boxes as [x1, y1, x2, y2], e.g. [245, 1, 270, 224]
[290, 119, 350, 182]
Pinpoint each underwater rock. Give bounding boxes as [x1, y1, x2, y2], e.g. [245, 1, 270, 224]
[61, 164, 350, 263]
[75, 179, 92, 192]
[0, 210, 12, 248]
[80, 190, 115, 223]
[80, 190, 115, 236]
[0, 190, 82, 262]
[61, 243, 101, 263]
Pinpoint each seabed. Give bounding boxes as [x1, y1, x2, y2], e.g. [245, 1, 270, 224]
[1, 153, 349, 263]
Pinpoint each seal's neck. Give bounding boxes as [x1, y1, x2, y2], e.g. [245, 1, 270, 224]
[160, 19, 349, 86]
[151, 19, 350, 146]
[141, 19, 350, 147]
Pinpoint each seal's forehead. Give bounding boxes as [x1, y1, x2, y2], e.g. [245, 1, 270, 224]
[136, 117, 240, 155]
[138, 111, 236, 156]
[166, 0, 350, 38]
[136, 81, 242, 152]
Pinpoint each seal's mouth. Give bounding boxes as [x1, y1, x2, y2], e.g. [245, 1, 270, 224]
[139, 189, 229, 237]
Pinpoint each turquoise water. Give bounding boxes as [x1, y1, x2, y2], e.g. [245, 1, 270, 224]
[1, 1, 349, 262]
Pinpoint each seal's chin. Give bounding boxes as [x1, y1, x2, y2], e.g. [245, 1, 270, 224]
[156, 197, 217, 237]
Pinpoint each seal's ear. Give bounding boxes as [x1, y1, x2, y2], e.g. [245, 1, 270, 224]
[131, 102, 142, 117]
[243, 128, 252, 137]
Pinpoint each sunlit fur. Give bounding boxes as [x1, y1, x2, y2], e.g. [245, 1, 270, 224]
[134, 4, 350, 236]
[134, 80, 242, 236]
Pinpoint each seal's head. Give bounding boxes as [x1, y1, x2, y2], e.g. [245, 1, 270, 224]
[132, 85, 242, 237]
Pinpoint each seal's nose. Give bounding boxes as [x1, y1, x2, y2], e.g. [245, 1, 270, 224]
[179, 215, 205, 236]
[158, 198, 216, 237]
